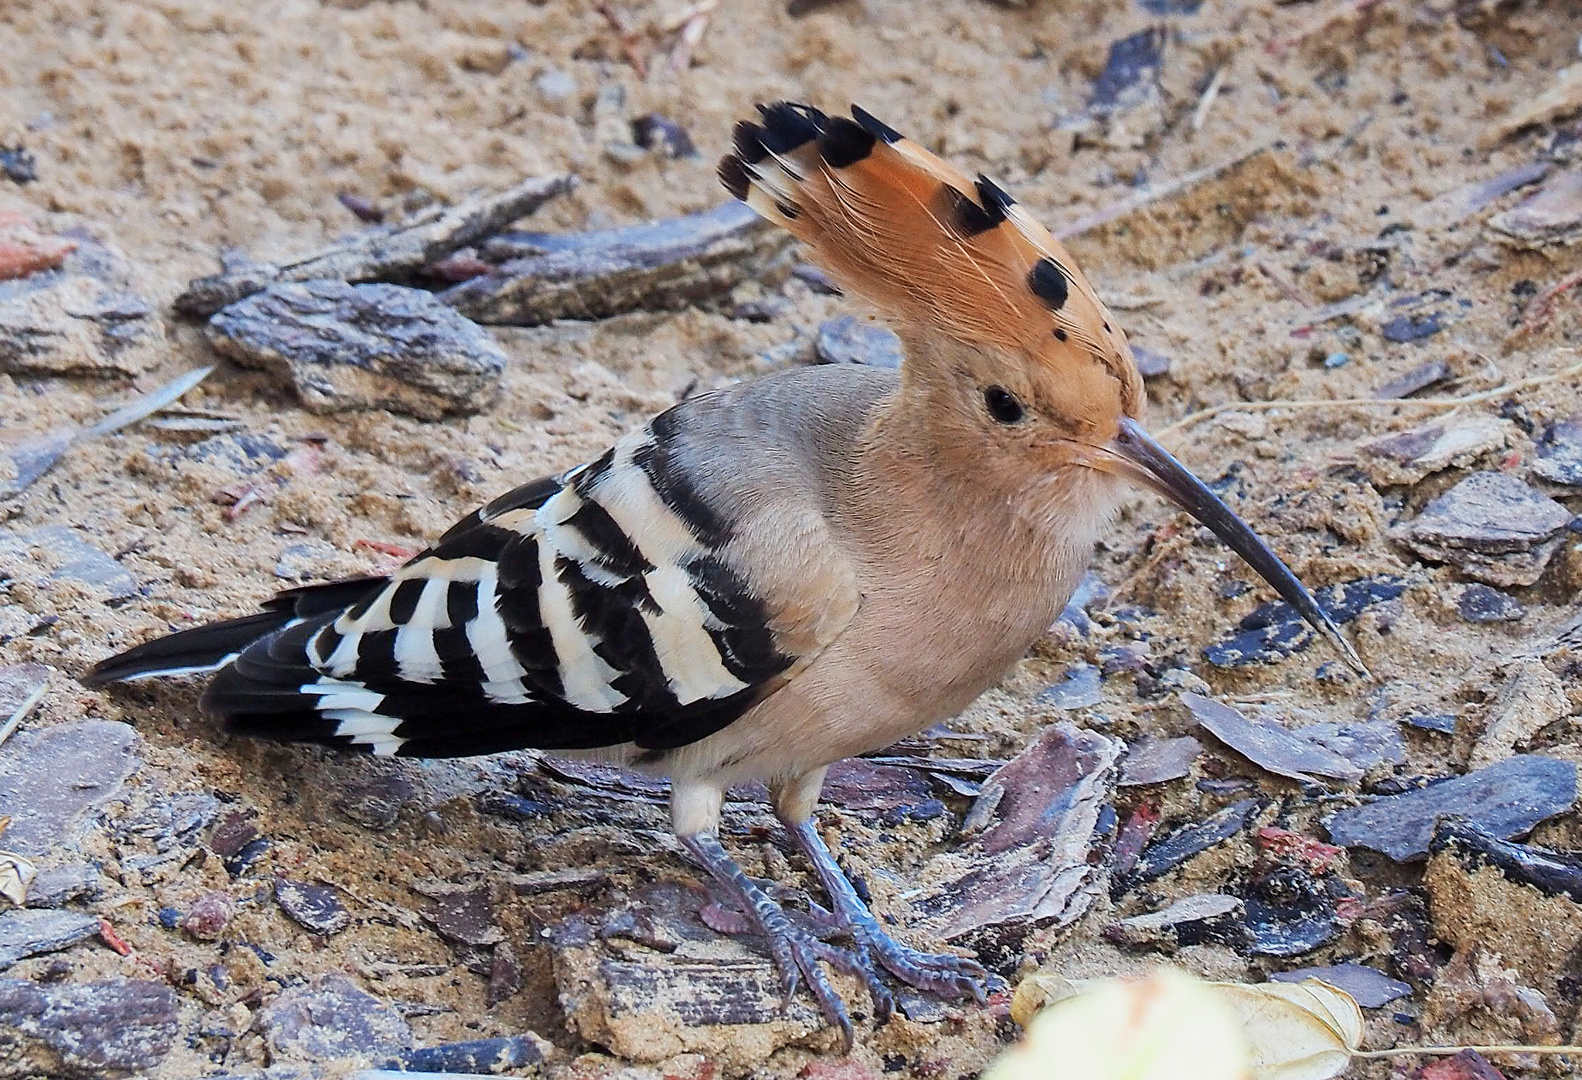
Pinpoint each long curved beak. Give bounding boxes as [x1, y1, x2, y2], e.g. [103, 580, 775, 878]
[1094, 418, 1369, 676]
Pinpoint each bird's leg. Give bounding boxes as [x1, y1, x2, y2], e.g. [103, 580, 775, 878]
[774, 775, 993, 1004]
[672, 781, 889, 1050]
[679, 831, 892, 1048]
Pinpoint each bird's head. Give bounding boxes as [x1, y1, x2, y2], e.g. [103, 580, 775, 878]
[722, 102, 1366, 674]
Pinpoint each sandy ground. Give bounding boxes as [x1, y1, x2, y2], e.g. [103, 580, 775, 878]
[3, 0, 1582, 1077]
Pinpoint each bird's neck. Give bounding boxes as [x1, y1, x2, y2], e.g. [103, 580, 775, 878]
[850, 387, 1116, 605]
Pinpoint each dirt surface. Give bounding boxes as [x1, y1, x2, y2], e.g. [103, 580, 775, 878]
[3, 1, 1582, 1077]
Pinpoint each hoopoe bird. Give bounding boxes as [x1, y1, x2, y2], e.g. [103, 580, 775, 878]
[86, 102, 1363, 1046]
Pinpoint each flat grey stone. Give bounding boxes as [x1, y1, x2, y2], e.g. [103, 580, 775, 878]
[815, 315, 903, 369]
[257, 975, 412, 1061]
[1326, 755, 1577, 861]
[1270, 962, 1411, 1008]
[1184, 693, 1362, 784]
[207, 280, 506, 419]
[0, 978, 178, 1077]
[1534, 418, 1582, 487]
[0, 235, 165, 378]
[1120, 735, 1202, 786]
[23, 862, 101, 909]
[1396, 471, 1571, 587]
[1298, 718, 1406, 772]
[0, 909, 99, 969]
[274, 879, 350, 936]
[0, 526, 136, 599]
[0, 719, 139, 855]
[1038, 663, 1102, 710]
[0, 665, 48, 726]
[1455, 583, 1526, 623]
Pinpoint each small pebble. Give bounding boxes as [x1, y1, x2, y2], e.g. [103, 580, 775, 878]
[1533, 418, 1582, 487]
[1038, 663, 1102, 709]
[0, 147, 37, 184]
[275, 879, 350, 936]
[632, 114, 698, 158]
[182, 891, 233, 941]
[1404, 713, 1457, 734]
[790, 262, 841, 294]
[533, 68, 577, 102]
[0, 909, 99, 969]
[1455, 583, 1526, 623]
[1132, 345, 1171, 378]
[815, 315, 903, 369]
[1090, 27, 1165, 112]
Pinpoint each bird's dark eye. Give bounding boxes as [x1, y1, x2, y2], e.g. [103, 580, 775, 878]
[984, 386, 1026, 425]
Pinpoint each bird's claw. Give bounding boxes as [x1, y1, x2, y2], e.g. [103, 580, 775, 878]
[862, 936, 999, 1004]
[764, 922, 895, 1051]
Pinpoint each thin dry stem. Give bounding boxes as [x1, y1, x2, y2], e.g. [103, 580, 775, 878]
[1158, 357, 1582, 438]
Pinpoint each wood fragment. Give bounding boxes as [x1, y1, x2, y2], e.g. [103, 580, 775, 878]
[1191, 64, 1227, 133]
[1159, 358, 1582, 436]
[1056, 144, 1271, 241]
[668, 0, 717, 73]
[174, 174, 574, 317]
[443, 201, 793, 325]
[593, 2, 650, 78]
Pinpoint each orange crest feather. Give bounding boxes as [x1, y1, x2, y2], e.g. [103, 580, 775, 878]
[719, 102, 1141, 415]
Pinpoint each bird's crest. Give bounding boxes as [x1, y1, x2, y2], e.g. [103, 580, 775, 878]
[719, 102, 1141, 415]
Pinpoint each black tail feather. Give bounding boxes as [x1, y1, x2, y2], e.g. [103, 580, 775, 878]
[82, 576, 388, 689]
[81, 611, 297, 688]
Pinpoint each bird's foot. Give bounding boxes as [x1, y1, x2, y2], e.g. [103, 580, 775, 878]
[784, 817, 1003, 1006]
[681, 832, 891, 1051]
[760, 908, 895, 1047]
[847, 919, 996, 1003]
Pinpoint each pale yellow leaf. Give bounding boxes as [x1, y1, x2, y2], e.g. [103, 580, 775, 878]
[989, 967, 1252, 1080]
[1211, 979, 1363, 1080]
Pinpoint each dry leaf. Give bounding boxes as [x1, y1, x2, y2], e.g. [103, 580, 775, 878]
[0, 815, 35, 906]
[1214, 980, 1363, 1080]
[0, 849, 35, 906]
[1009, 968, 1367, 1080]
[991, 968, 1251, 1080]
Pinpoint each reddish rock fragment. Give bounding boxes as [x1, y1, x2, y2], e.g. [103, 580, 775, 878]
[0, 214, 75, 282]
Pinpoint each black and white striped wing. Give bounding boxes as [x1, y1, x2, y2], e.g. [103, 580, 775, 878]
[203, 423, 848, 759]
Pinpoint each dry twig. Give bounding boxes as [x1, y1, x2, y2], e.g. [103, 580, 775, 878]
[1159, 356, 1582, 437]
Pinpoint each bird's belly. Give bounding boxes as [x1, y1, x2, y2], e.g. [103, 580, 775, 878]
[655, 567, 1081, 789]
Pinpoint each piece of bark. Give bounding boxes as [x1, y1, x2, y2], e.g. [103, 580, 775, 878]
[915, 723, 1121, 941]
[443, 201, 793, 325]
[174, 174, 574, 316]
